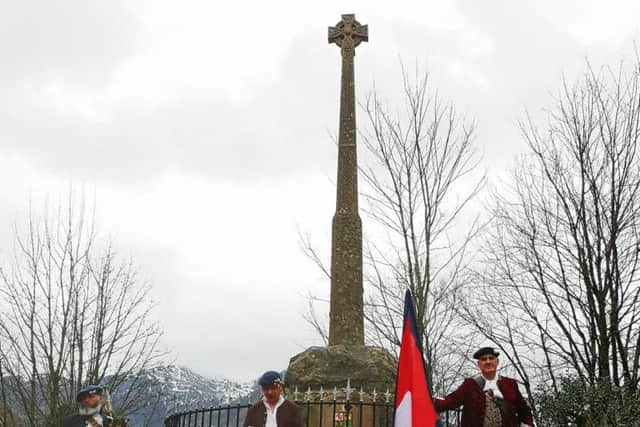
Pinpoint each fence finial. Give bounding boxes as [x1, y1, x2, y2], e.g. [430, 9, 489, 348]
[344, 379, 353, 401]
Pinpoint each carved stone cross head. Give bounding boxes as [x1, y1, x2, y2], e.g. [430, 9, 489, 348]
[328, 14, 368, 51]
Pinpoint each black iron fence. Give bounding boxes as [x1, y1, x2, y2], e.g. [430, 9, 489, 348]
[164, 401, 461, 427]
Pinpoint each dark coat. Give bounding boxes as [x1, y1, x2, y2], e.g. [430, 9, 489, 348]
[60, 414, 111, 427]
[433, 376, 534, 427]
[242, 399, 303, 427]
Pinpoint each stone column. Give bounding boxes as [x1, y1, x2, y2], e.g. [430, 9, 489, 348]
[328, 13, 368, 347]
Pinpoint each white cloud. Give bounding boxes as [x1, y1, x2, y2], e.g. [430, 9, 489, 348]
[534, 0, 640, 47]
[95, 171, 335, 379]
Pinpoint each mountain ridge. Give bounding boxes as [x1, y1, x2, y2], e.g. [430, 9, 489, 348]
[116, 364, 259, 427]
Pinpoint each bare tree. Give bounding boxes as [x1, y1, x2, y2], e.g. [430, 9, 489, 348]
[359, 67, 485, 396]
[0, 194, 165, 426]
[303, 65, 486, 396]
[0, 351, 19, 427]
[461, 59, 640, 424]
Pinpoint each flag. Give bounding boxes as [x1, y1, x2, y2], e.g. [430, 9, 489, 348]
[393, 289, 440, 427]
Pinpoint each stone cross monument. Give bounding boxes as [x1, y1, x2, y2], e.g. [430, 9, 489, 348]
[328, 14, 368, 347]
[286, 15, 394, 405]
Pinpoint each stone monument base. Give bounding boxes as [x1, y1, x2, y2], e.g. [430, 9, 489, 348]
[285, 344, 395, 392]
[285, 345, 395, 427]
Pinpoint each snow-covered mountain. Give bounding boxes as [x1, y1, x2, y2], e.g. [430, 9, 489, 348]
[115, 365, 258, 427]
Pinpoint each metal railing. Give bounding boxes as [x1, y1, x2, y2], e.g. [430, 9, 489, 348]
[165, 393, 461, 427]
[164, 403, 250, 427]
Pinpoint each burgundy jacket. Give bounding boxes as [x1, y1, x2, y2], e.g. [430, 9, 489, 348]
[434, 376, 533, 427]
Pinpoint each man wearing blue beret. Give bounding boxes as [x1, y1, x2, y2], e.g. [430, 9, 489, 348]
[242, 371, 303, 427]
[61, 385, 114, 427]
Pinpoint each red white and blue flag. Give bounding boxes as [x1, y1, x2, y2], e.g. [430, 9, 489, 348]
[393, 289, 440, 427]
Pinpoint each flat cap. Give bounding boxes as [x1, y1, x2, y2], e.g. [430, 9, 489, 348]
[473, 347, 500, 359]
[258, 371, 283, 387]
[76, 385, 103, 402]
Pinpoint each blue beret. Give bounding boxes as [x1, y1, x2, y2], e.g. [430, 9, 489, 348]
[258, 371, 283, 387]
[76, 385, 103, 402]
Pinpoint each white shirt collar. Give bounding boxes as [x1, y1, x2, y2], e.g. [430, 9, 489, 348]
[262, 396, 285, 427]
[262, 395, 285, 411]
[482, 375, 503, 399]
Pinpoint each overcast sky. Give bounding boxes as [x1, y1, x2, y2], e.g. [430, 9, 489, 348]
[1, 0, 640, 381]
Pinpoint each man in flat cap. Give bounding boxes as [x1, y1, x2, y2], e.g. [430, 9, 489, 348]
[61, 385, 114, 427]
[433, 347, 534, 427]
[242, 371, 303, 427]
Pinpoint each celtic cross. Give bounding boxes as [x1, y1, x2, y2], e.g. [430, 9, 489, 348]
[328, 14, 368, 53]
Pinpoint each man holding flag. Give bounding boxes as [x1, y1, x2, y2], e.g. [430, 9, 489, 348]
[393, 290, 441, 427]
[393, 289, 533, 427]
[433, 346, 533, 427]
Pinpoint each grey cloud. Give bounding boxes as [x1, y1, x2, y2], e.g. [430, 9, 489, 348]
[357, 3, 598, 176]
[1, 2, 637, 186]
[0, 0, 138, 84]
[0, 30, 342, 183]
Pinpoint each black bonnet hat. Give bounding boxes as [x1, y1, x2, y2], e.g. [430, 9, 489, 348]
[473, 347, 500, 359]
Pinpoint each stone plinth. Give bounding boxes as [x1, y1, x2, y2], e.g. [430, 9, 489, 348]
[286, 345, 395, 427]
[286, 345, 395, 391]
